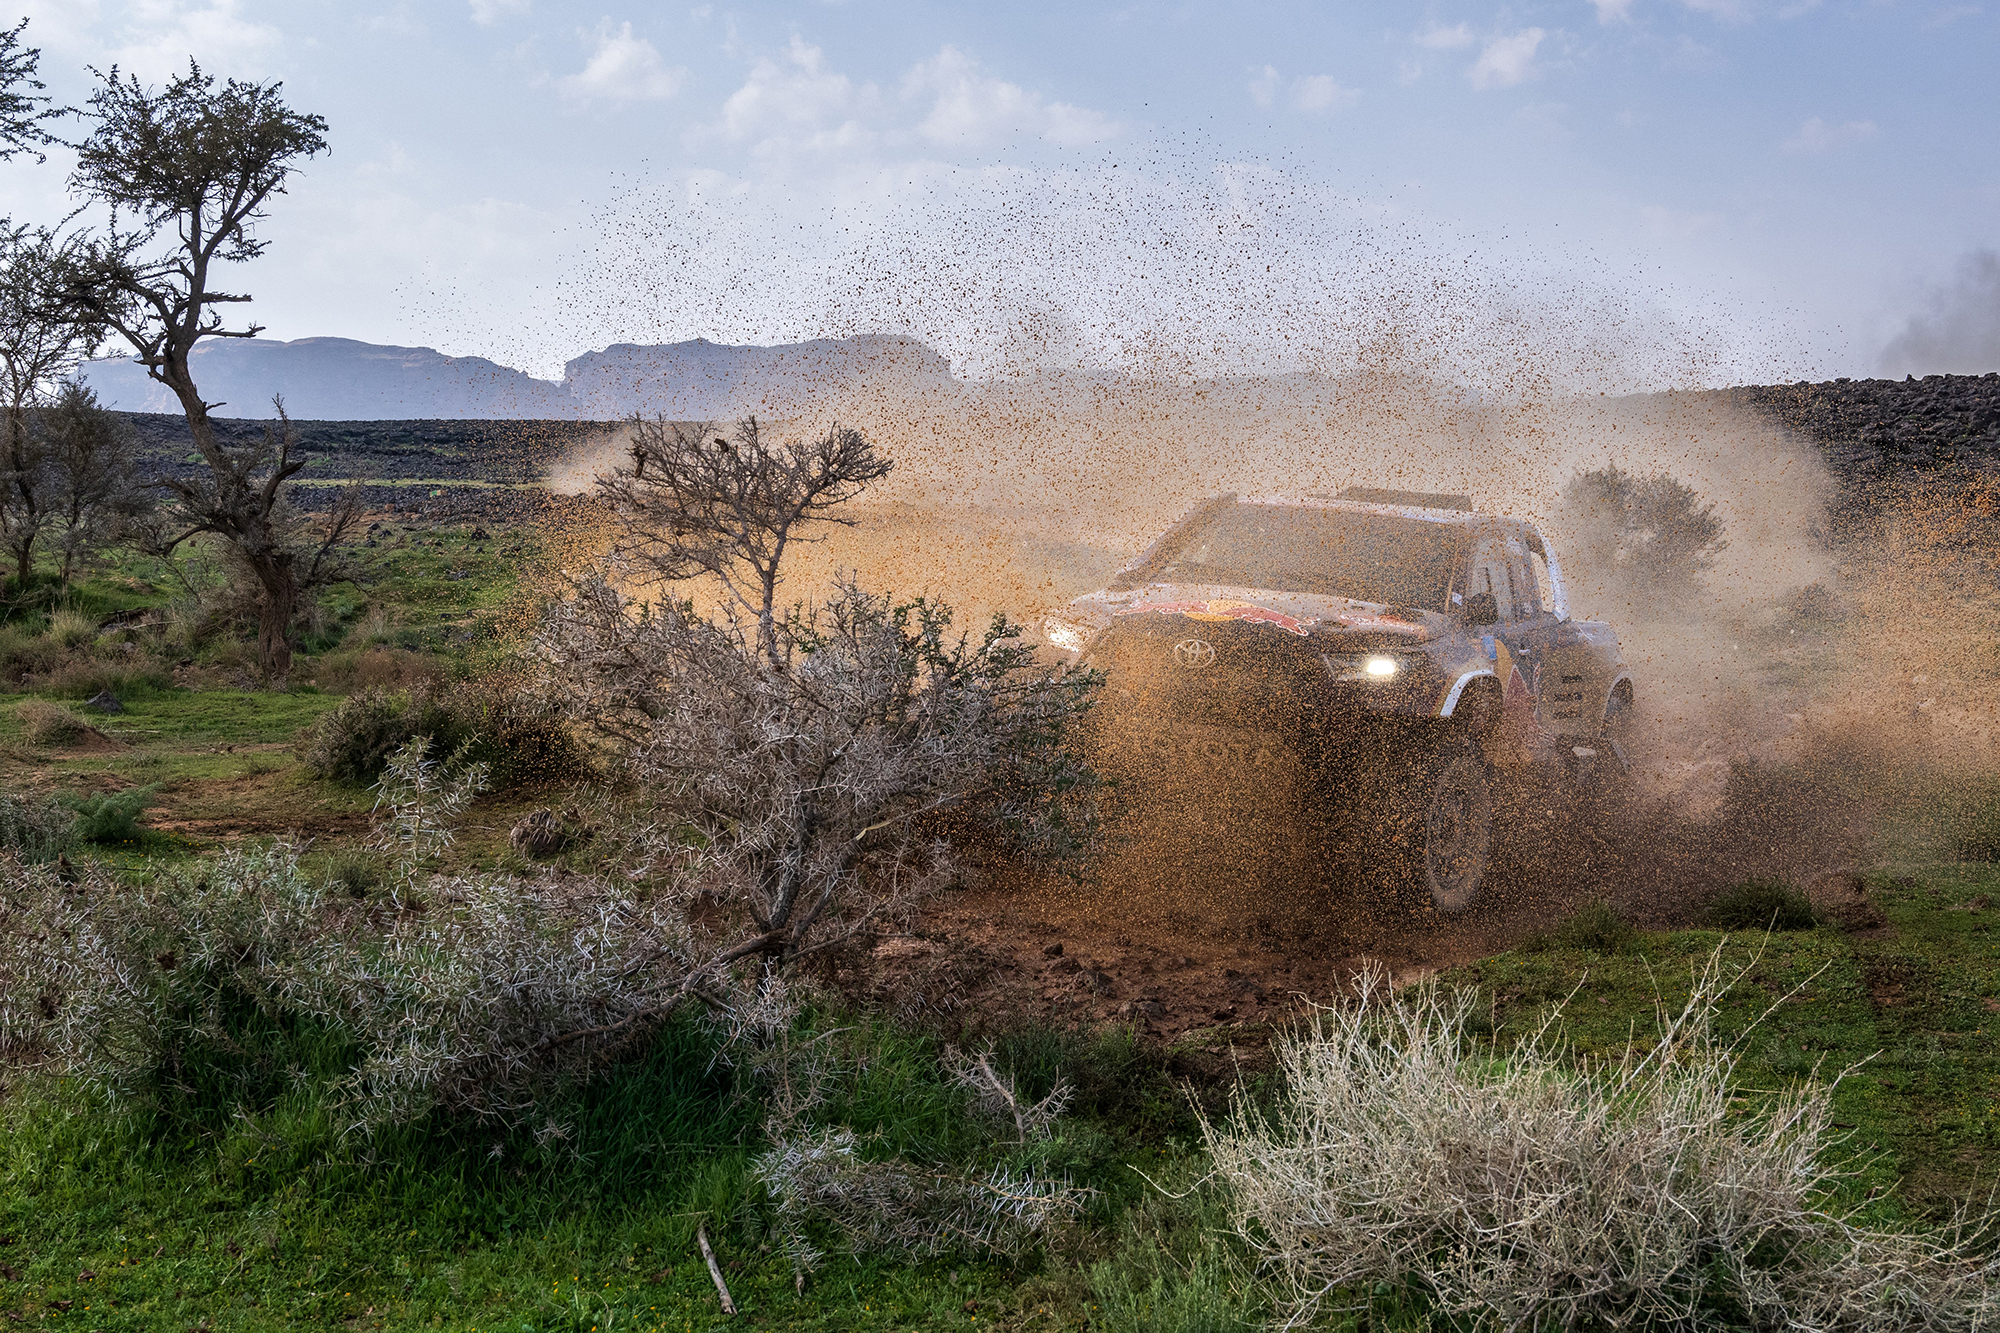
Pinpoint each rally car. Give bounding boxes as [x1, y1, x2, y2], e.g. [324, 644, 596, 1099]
[1043, 489, 1635, 914]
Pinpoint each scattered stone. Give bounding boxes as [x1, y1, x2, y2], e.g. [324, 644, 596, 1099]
[1048, 955, 1080, 975]
[1083, 967, 1116, 996]
[1042, 942, 1064, 958]
[508, 808, 588, 858]
[84, 690, 122, 714]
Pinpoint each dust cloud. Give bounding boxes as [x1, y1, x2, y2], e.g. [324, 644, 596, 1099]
[533, 163, 1998, 973]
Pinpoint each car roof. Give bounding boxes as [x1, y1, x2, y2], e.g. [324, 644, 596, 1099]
[1231, 493, 1520, 530]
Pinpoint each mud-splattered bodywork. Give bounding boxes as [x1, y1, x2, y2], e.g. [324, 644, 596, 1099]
[1045, 494, 1633, 765]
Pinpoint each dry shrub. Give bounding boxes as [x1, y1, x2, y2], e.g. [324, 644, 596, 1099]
[755, 1127, 1090, 1267]
[296, 680, 583, 790]
[1203, 957, 2000, 1332]
[15, 699, 100, 747]
[539, 579, 1102, 966]
[754, 1043, 1090, 1270]
[0, 792, 73, 864]
[45, 606, 97, 649]
[0, 833, 719, 1133]
[313, 645, 441, 693]
[41, 656, 173, 700]
[0, 625, 60, 683]
[295, 684, 471, 782]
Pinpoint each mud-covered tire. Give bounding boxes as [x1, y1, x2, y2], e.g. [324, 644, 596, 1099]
[1594, 689, 1635, 788]
[1381, 731, 1495, 915]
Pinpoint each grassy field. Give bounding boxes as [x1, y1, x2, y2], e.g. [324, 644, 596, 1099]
[3, 513, 1999, 1331]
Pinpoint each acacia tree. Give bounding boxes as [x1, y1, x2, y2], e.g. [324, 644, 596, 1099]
[609, 416, 893, 666]
[0, 228, 107, 591]
[56, 63, 328, 678]
[0, 19, 64, 163]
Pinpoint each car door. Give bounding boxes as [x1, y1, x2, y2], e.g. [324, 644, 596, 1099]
[1463, 529, 1543, 744]
[1511, 533, 1607, 737]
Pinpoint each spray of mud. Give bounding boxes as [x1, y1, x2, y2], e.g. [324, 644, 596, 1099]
[529, 163, 2000, 990]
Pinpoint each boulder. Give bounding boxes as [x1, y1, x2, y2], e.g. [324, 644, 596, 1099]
[509, 808, 588, 858]
[84, 690, 123, 715]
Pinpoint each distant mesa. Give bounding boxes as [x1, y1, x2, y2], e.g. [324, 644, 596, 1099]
[80, 333, 956, 422]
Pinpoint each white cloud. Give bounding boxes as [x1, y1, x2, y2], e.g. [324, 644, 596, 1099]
[1248, 64, 1279, 107]
[102, 0, 282, 79]
[709, 36, 878, 152]
[698, 39, 1116, 159]
[1781, 116, 1879, 153]
[559, 20, 686, 104]
[468, 0, 529, 23]
[1589, 0, 1637, 21]
[1415, 21, 1475, 48]
[905, 46, 1118, 145]
[1247, 65, 1358, 113]
[1291, 73, 1359, 112]
[1470, 28, 1545, 89]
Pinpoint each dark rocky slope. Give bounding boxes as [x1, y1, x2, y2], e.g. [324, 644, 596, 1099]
[1720, 372, 2000, 480]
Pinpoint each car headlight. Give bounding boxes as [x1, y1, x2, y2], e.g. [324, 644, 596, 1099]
[1324, 652, 1410, 683]
[1043, 617, 1091, 653]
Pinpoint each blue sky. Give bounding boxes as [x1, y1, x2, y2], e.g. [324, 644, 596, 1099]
[6, 0, 1996, 384]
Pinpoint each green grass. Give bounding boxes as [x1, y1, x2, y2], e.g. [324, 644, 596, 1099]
[0, 1012, 1202, 1332]
[9, 868, 1999, 1330]
[1448, 865, 2000, 1216]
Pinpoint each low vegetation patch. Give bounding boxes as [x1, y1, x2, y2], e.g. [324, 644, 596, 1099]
[14, 698, 100, 747]
[294, 680, 585, 790]
[65, 784, 155, 843]
[1707, 877, 1818, 931]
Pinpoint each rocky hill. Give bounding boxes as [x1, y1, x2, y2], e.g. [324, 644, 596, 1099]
[84, 334, 955, 421]
[1721, 372, 2000, 480]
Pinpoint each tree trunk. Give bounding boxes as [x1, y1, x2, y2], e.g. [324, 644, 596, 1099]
[11, 537, 29, 592]
[254, 549, 297, 684]
[157, 353, 300, 682]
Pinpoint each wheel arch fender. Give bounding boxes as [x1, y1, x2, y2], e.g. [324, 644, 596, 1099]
[1440, 668, 1500, 717]
[1602, 672, 1635, 722]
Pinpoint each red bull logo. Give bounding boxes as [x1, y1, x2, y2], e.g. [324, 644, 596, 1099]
[1115, 599, 1320, 636]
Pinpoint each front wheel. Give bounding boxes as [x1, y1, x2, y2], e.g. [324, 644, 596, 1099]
[1416, 736, 1495, 913]
[1358, 730, 1494, 917]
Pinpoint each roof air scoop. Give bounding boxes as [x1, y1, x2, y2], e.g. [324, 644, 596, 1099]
[1328, 487, 1475, 512]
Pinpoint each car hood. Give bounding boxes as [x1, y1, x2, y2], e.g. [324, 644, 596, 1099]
[1058, 583, 1443, 641]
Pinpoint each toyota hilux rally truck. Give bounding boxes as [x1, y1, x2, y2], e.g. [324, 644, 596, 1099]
[1041, 489, 1634, 915]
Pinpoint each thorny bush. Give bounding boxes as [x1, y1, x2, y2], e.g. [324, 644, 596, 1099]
[1203, 954, 2000, 1332]
[555, 416, 1104, 971]
[539, 577, 1104, 968]
[0, 743, 741, 1133]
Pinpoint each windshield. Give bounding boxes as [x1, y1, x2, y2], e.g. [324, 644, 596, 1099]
[1120, 502, 1466, 610]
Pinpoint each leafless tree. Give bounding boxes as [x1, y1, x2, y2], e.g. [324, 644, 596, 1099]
[605, 416, 892, 665]
[53, 63, 328, 678]
[0, 227, 108, 591]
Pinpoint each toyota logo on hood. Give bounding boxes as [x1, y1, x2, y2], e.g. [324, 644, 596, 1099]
[1173, 638, 1217, 669]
